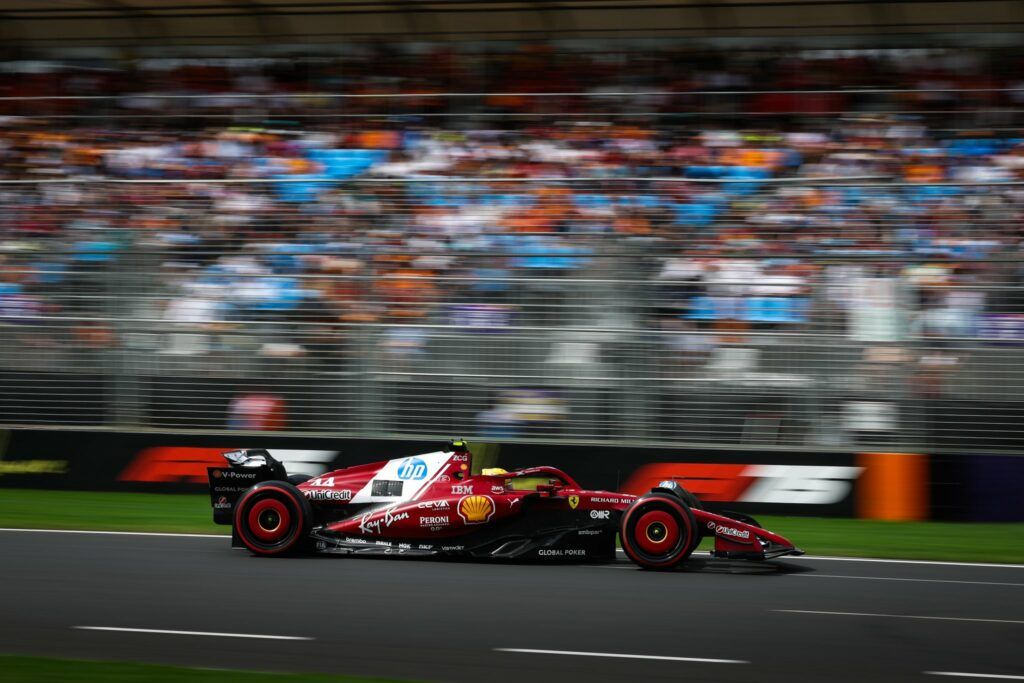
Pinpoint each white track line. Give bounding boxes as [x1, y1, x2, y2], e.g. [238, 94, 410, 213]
[790, 574, 1024, 588]
[74, 626, 312, 641]
[790, 555, 1024, 569]
[925, 673, 1024, 680]
[598, 567, 1024, 586]
[613, 549, 1024, 569]
[774, 610, 1024, 625]
[0, 528, 226, 539]
[495, 648, 746, 664]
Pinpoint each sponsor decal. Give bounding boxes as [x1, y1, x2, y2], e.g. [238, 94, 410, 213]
[457, 495, 495, 524]
[591, 497, 627, 505]
[120, 448, 336, 484]
[491, 485, 506, 495]
[452, 454, 469, 463]
[384, 509, 410, 527]
[416, 500, 451, 510]
[309, 477, 335, 487]
[358, 513, 382, 535]
[420, 515, 450, 527]
[216, 470, 258, 480]
[707, 521, 716, 530]
[214, 496, 231, 509]
[623, 464, 862, 506]
[568, 495, 579, 510]
[303, 489, 353, 502]
[451, 484, 473, 495]
[358, 508, 409, 534]
[509, 498, 521, 509]
[347, 452, 450, 504]
[577, 529, 603, 536]
[589, 510, 611, 520]
[715, 524, 751, 541]
[438, 475, 450, 482]
[440, 545, 464, 552]
[538, 549, 587, 556]
[396, 457, 428, 481]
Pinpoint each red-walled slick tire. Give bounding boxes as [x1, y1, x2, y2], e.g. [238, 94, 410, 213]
[234, 481, 311, 556]
[620, 493, 697, 570]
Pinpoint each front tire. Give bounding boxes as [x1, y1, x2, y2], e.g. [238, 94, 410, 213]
[234, 481, 311, 556]
[680, 489, 703, 511]
[620, 493, 697, 570]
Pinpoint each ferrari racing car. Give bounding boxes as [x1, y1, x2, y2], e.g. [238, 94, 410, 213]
[208, 441, 803, 570]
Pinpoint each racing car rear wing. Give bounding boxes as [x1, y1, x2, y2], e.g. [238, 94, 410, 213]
[207, 449, 288, 525]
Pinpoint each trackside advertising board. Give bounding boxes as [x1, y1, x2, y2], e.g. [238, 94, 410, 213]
[0, 428, 974, 519]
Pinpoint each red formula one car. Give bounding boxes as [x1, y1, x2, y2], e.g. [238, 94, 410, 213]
[208, 441, 803, 570]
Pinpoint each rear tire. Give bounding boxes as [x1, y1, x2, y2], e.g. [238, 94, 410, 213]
[234, 481, 311, 556]
[620, 493, 697, 571]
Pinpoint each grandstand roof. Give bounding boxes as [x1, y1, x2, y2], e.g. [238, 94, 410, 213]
[1, 0, 1023, 48]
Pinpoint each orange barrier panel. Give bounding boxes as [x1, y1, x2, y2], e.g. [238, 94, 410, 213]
[856, 452, 928, 521]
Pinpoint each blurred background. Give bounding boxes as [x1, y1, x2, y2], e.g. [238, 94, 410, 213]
[1, 3, 1024, 683]
[4, 4, 1024, 456]
[2, 2, 1024, 494]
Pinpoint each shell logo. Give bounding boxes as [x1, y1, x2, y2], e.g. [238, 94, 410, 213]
[457, 495, 495, 524]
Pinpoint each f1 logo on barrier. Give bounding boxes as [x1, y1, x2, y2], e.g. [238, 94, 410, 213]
[741, 465, 863, 505]
[624, 464, 862, 505]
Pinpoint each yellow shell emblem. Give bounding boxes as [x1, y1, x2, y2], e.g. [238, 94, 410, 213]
[568, 495, 579, 509]
[458, 495, 495, 524]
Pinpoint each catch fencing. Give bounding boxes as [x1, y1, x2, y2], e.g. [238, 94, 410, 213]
[2, 175, 1024, 453]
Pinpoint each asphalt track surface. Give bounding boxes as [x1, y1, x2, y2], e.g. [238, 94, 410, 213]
[1, 530, 1022, 682]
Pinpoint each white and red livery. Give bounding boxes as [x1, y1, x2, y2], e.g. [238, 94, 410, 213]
[208, 441, 803, 570]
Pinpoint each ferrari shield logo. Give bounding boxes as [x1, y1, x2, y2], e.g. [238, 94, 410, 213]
[568, 495, 579, 509]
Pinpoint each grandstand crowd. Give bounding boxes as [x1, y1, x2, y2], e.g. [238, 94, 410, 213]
[2, 44, 1024, 358]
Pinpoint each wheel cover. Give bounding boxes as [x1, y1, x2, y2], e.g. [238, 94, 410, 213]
[621, 497, 693, 568]
[633, 509, 680, 556]
[247, 498, 291, 543]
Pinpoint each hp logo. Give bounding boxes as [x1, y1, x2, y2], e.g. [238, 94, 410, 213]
[396, 458, 428, 481]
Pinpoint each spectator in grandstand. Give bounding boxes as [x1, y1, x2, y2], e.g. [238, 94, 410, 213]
[2, 42, 1024, 361]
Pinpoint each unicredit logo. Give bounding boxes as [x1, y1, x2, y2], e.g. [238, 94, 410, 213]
[715, 525, 750, 540]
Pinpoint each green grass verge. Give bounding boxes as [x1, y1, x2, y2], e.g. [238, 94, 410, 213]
[1, 489, 1022, 563]
[743, 515, 1024, 564]
[0, 655, 405, 683]
[0, 489, 226, 535]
